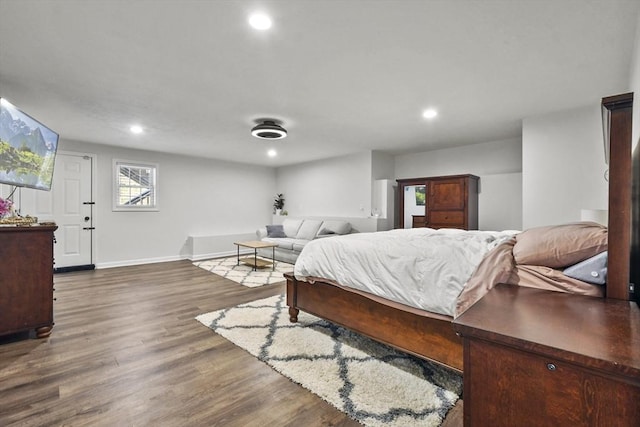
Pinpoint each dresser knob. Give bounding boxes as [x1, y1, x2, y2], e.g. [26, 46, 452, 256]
[547, 363, 556, 371]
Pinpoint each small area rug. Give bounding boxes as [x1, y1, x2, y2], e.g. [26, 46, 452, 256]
[196, 294, 462, 427]
[193, 256, 293, 287]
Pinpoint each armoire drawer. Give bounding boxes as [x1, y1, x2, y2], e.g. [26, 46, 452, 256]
[429, 210, 464, 225]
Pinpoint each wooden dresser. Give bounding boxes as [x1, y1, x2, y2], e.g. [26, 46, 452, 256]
[397, 174, 478, 230]
[453, 284, 640, 426]
[0, 224, 58, 338]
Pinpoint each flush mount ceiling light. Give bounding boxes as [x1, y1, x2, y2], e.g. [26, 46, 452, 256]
[251, 120, 287, 140]
[130, 125, 144, 134]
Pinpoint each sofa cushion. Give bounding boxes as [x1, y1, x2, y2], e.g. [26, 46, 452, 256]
[282, 219, 304, 238]
[317, 220, 351, 236]
[296, 220, 323, 240]
[266, 224, 286, 238]
[292, 239, 310, 252]
[262, 237, 297, 250]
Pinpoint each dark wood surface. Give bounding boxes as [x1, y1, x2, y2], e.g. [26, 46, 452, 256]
[632, 139, 640, 302]
[0, 224, 57, 338]
[397, 174, 479, 230]
[454, 284, 640, 378]
[453, 284, 640, 426]
[286, 274, 463, 372]
[603, 92, 634, 300]
[0, 260, 463, 426]
[427, 176, 478, 230]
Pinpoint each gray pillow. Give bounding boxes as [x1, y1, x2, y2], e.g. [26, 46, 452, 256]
[266, 224, 286, 238]
[563, 251, 608, 285]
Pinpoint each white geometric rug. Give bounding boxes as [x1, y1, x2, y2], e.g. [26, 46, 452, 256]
[196, 294, 462, 427]
[193, 256, 294, 287]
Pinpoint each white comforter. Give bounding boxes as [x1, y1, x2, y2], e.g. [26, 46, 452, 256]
[294, 228, 516, 317]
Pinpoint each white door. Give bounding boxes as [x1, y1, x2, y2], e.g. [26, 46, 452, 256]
[17, 153, 94, 270]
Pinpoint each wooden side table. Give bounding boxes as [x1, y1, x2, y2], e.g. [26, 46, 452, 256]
[453, 283, 640, 426]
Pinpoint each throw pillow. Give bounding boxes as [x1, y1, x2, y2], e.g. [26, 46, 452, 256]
[295, 220, 323, 240]
[266, 224, 286, 238]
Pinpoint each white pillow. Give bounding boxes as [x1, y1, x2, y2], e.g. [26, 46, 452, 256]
[296, 220, 323, 240]
[282, 219, 303, 237]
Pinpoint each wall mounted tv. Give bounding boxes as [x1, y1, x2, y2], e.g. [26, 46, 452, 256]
[0, 98, 59, 191]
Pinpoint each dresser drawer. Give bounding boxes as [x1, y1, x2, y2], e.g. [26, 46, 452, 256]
[429, 210, 464, 225]
[465, 339, 640, 426]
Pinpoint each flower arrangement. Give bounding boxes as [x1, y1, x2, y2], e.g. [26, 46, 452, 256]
[0, 197, 13, 218]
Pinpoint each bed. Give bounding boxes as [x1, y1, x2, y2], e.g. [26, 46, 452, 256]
[285, 92, 636, 373]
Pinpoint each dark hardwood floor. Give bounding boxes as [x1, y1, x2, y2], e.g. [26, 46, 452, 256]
[0, 260, 462, 426]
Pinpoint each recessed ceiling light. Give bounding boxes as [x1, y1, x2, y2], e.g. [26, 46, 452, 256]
[422, 109, 438, 119]
[267, 149, 277, 157]
[130, 125, 143, 134]
[249, 13, 272, 30]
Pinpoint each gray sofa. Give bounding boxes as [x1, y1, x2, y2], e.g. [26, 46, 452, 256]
[256, 218, 352, 264]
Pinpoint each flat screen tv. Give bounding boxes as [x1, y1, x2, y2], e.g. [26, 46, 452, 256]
[0, 98, 59, 191]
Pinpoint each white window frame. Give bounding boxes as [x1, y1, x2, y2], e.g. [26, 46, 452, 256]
[112, 159, 159, 211]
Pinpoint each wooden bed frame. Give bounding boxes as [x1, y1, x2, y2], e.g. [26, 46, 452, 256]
[286, 92, 635, 373]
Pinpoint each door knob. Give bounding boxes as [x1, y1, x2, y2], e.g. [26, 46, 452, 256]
[84, 216, 90, 221]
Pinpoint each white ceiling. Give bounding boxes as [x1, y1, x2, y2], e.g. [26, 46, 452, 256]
[1, 0, 638, 167]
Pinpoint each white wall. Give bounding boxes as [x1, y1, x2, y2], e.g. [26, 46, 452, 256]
[394, 138, 522, 179]
[394, 138, 523, 230]
[480, 172, 522, 231]
[276, 151, 373, 218]
[372, 151, 395, 180]
[60, 140, 276, 267]
[371, 151, 396, 229]
[522, 105, 607, 229]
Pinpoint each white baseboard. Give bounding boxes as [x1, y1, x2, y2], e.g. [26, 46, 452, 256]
[95, 255, 185, 269]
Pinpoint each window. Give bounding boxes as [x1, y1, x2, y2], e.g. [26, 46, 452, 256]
[113, 160, 158, 211]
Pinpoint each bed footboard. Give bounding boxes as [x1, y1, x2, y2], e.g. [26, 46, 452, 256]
[285, 273, 463, 372]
